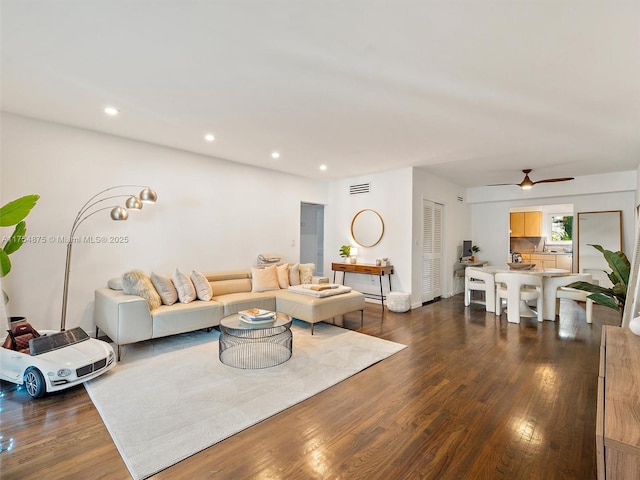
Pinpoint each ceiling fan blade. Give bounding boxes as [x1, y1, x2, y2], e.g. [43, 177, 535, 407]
[486, 169, 574, 187]
[532, 177, 575, 184]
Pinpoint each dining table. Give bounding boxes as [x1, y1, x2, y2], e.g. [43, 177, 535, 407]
[475, 265, 572, 318]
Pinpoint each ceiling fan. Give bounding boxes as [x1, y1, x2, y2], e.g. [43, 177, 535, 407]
[490, 169, 575, 190]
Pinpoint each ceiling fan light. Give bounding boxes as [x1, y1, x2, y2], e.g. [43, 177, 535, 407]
[520, 184, 533, 190]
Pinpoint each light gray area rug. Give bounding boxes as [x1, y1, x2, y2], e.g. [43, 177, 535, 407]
[85, 321, 406, 480]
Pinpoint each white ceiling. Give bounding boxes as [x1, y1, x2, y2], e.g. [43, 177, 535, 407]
[2, 1, 639, 186]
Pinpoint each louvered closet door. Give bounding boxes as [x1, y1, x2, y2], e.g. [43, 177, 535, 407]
[422, 199, 443, 303]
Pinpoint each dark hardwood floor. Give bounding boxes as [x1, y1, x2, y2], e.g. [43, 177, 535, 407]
[1, 295, 620, 479]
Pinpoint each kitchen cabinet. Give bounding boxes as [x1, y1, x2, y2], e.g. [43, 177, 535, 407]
[510, 213, 525, 237]
[510, 211, 541, 237]
[556, 254, 573, 271]
[530, 254, 556, 269]
[519, 253, 573, 271]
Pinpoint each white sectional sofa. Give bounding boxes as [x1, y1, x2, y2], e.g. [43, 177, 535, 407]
[95, 268, 365, 360]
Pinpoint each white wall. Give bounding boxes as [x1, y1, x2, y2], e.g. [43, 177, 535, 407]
[326, 169, 413, 302]
[412, 168, 470, 301]
[1, 113, 328, 332]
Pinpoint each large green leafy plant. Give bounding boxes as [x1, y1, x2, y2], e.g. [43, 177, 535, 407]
[568, 244, 630, 312]
[0, 194, 40, 303]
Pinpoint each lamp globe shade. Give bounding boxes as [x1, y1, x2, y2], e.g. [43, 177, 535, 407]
[110, 206, 129, 221]
[139, 188, 157, 203]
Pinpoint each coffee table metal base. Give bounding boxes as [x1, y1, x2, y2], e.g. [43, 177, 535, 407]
[219, 314, 292, 369]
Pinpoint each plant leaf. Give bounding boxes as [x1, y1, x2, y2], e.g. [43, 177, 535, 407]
[0, 194, 40, 227]
[3, 221, 26, 255]
[589, 244, 630, 286]
[0, 249, 11, 277]
[566, 281, 612, 296]
[587, 292, 621, 311]
[2, 289, 8, 304]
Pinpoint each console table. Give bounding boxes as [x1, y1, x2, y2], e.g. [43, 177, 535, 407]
[331, 262, 394, 308]
[597, 326, 640, 479]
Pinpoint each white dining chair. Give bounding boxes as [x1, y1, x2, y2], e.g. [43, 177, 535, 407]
[542, 274, 594, 323]
[464, 267, 495, 312]
[495, 272, 543, 324]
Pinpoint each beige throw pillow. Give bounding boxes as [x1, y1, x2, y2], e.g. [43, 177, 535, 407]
[122, 270, 162, 311]
[251, 265, 280, 292]
[151, 272, 178, 305]
[289, 263, 300, 286]
[191, 270, 213, 301]
[172, 269, 197, 303]
[299, 263, 315, 284]
[276, 263, 290, 288]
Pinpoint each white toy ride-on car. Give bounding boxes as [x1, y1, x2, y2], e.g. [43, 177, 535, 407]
[1, 321, 115, 398]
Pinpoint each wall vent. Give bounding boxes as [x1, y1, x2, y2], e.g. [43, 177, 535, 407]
[349, 183, 371, 195]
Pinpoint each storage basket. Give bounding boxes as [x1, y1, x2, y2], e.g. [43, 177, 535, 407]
[387, 292, 410, 313]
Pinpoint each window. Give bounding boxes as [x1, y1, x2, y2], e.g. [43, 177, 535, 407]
[551, 215, 573, 241]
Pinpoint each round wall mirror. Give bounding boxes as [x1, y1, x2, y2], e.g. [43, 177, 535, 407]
[351, 209, 384, 247]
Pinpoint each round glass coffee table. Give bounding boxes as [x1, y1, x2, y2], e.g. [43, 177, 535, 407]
[219, 312, 292, 369]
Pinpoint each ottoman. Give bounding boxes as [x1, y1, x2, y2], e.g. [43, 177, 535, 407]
[387, 292, 411, 313]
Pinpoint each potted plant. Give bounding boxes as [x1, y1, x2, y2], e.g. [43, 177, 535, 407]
[470, 245, 480, 262]
[567, 244, 629, 312]
[1, 194, 40, 313]
[339, 245, 351, 262]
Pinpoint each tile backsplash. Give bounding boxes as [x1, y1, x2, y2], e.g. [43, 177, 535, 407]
[510, 236, 545, 253]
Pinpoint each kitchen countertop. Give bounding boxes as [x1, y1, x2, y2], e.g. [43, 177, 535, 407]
[519, 251, 572, 255]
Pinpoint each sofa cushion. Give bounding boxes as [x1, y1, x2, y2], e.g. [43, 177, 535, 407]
[172, 269, 197, 303]
[299, 263, 315, 284]
[276, 263, 290, 289]
[275, 289, 365, 324]
[122, 270, 162, 311]
[288, 263, 300, 286]
[151, 300, 224, 338]
[191, 270, 213, 301]
[210, 278, 252, 296]
[251, 265, 280, 293]
[151, 272, 178, 305]
[213, 292, 277, 316]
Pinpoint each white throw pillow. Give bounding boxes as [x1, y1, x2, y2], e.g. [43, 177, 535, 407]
[251, 265, 280, 292]
[299, 263, 315, 284]
[122, 270, 162, 310]
[172, 269, 197, 303]
[289, 263, 300, 286]
[276, 263, 290, 289]
[191, 270, 213, 301]
[151, 272, 178, 306]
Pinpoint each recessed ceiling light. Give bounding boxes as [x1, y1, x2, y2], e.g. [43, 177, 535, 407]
[204, 134, 215, 142]
[271, 152, 280, 159]
[104, 106, 119, 116]
[319, 164, 327, 171]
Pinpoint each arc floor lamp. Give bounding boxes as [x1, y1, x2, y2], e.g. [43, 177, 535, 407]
[60, 185, 157, 331]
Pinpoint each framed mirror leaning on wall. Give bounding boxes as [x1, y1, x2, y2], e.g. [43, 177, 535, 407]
[351, 209, 384, 247]
[577, 210, 622, 288]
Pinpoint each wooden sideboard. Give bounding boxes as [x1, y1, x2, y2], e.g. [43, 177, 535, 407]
[597, 326, 640, 479]
[331, 262, 394, 308]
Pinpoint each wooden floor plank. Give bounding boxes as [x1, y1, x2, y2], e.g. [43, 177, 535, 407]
[1, 295, 618, 479]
